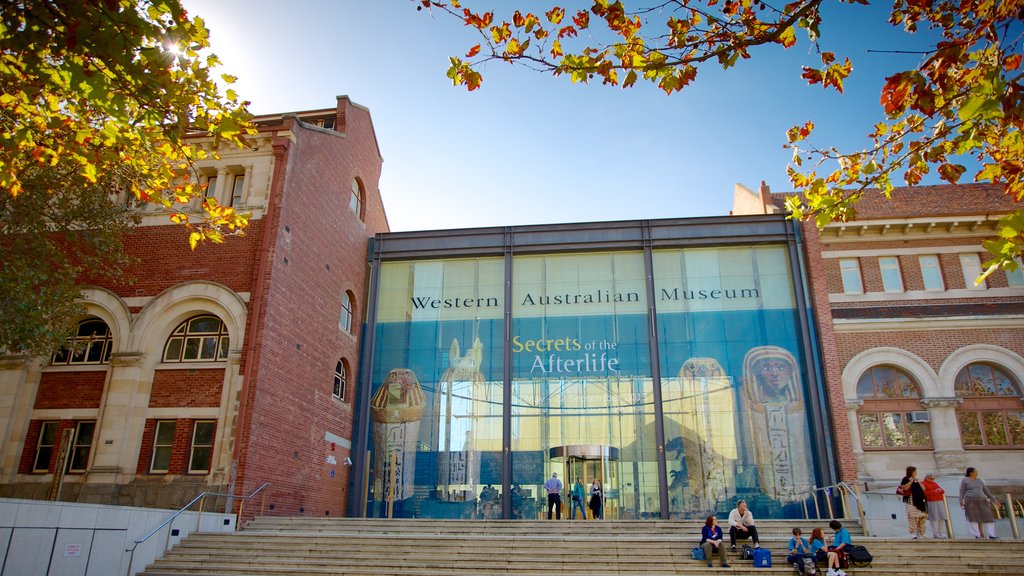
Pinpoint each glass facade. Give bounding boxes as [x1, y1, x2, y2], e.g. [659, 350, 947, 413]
[358, 228, 828, 520]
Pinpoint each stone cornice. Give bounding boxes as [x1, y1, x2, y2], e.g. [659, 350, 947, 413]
[0, 354, 29, 370]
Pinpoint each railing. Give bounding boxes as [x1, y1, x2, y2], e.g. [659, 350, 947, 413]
[798, 482, 869, 535]
[864, 484, 1021, 540]
[124, 482, 270, 576]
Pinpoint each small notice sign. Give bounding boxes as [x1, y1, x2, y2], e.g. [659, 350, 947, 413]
[64, 543, 82, 557]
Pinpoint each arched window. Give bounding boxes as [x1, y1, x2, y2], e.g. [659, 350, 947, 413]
[955, 363, 1024, 448]
[350, 178, 364, 222]
[163, 315, 229, 363]
[333, 359, 348, 400]
[856, 365, 931, 450]
[340, 292, 354, 333]
[51, 318, 113, 365]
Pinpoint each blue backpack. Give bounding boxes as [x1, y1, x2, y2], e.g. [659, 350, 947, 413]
[753, 547, 772, 568]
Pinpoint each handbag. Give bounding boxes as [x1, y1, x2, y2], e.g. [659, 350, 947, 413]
[846, 544, 872, 567]
[571, 494, 579, 502]
[691, 546, 706, 561]
[741, 545, 755, 560]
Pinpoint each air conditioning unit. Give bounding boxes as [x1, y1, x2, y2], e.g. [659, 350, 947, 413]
[908, 411, 931, 424]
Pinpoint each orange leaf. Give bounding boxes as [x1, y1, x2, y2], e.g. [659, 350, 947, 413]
[466, 44, 481, 58]
[1005, 54, 1023, 72]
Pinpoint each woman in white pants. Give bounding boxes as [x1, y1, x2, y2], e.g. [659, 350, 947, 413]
[959, 467, 999, 539]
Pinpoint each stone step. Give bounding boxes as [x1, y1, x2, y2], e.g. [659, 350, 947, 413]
[139, 516, 1022, 576]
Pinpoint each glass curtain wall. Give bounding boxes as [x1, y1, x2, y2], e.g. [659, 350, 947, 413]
[363, 244, 818, 519]
[653, 246, 815, 519]
[367, 258, 505, 519]
[510, 252, 658, 520]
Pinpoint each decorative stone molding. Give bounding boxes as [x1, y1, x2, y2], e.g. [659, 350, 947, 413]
[109, 352, 144, 368]
[934, 450, 968, 475]
[0, 354, 29, 370]
[845, 399, 864, 410]
[921, 397, 963, 408]
[228, 349, 243, 365]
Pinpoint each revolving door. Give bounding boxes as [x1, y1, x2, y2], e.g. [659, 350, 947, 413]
[551, 445, 619, 519]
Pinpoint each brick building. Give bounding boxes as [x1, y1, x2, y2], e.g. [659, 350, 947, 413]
[734, 182, 1024, 492]
[0, 96, 388, 517]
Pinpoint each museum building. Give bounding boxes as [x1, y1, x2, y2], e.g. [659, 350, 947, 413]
[352, 214, 837, 520]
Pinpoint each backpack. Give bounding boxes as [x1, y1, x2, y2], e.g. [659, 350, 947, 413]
[741, 545, 756, 560]
[753, 547, 772, 568]
[691, 547, 706, 561]
[796, 556, 818, 575]
[846, 544, 873, 567]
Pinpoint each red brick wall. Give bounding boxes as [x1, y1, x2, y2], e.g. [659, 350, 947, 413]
[136, 418, 217, 475]
[836, 330, 1024, 370]
[149, 369, 225, 408]
[83, 219, 263, 298]
[235, 98, 388, 518]
[34, 371, 106, 409]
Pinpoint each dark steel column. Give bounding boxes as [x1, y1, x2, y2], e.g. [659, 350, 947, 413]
[641, 222, 671, 519]
[501, 228, 514, 519]
[785, 220, 837, 487]
[349, 236, 383, 517]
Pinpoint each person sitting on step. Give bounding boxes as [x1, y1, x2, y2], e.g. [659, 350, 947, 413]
[786, 527, 812, 565]
[727, 499, 760, 551]
[825, 520, 851, 576]
[700, 514, 730, 568]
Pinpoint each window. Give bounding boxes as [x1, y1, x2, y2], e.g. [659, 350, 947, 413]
[230, 174, 245, 207]
[52, 318, 112, 365]
[150, 421, 177, 473]
[189, 420, 216, 474]
[1007, 258, 1024, 287]
[839, 258, 863, 294]
[919, 255, 944, 291]
[350, 179, 363, 220]
[163, 315, 229, 363]
[33, 421, 59, 473]
[960, 253, 986, 290]
[955, 363, 1024, 448]
[879, 256, 904, 292]
[334, 360, 348, 400]
[856, 365, 931, 449]
[340, 292, 353, 333]
[68, 421, 95, 472]
[205, 176, 218, 198]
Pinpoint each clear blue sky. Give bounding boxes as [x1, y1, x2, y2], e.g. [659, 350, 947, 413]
[181, 1, 954, 232]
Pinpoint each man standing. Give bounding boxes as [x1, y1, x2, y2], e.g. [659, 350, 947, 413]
[728, 500, 760, 550]
[543, 472, 563, 520]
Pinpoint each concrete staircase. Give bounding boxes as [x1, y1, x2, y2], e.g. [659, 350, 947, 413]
[139, 517, 1024, 575]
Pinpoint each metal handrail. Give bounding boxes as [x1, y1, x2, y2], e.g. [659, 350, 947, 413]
[124, 482, 269, 576]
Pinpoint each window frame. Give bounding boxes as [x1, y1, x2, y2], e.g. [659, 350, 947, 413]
[340, 293, 353, 333]
[188, 420, 216, 474]
[856, 365, 931, 451]
[149, 420, 177, 474]
[350, 179, 364, 221]
[68, 420, 95, 473]
[229, 173, 245, 207]
[1006, 258, 1024, 287]
[955, 362, 1024, 449]
[960, 253, 986, 290]
[163, 315, 230, 363]
[918, 255, 945, 291]
[333, 360, 347, 400]
[839, 258, 864, 294]
[879, 256, 904, 293]
[32, 421, 60, 473]
[51, 318, 113, 366]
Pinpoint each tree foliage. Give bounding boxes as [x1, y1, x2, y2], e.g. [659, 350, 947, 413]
[0, 0, 254, 354]
[421, 0, 1024, 278]
[0, 162, 138, 356]
[0, 0, 254, 242]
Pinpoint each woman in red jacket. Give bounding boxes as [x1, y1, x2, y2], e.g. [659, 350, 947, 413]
[921, 472, 948, 538]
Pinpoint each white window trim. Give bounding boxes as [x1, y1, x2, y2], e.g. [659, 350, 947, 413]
[32, 421, 59, 473]
[879, 256, 904, 293]
[918, 255, 944, 291]
[839, 258, 864, 294]
[150, 420, 176, 474]
[960, 253, 986, 290]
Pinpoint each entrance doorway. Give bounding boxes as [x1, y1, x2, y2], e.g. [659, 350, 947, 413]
[551, 445, 619, 519]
